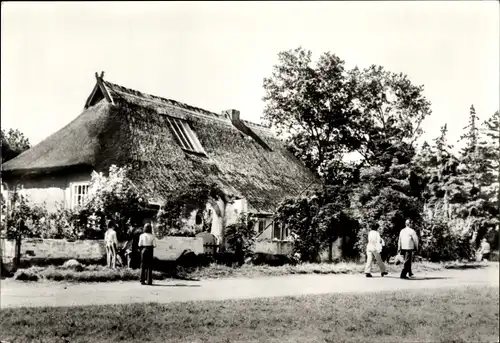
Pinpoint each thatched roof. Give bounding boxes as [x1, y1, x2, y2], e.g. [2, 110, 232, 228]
[2, 73, 318, 212]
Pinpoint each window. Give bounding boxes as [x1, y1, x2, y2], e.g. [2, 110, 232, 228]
[272, 222, 281, 239]
[258, 219, 266, 233]
[272, 222, 289, 240]
[166, 116, 205, 154]
[71, 182, 89, 209]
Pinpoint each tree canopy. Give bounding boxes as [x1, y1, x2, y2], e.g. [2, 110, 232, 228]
[1, 128, 31, 163]
[262, 47, 431, 175]
[266, 48, 498, 262]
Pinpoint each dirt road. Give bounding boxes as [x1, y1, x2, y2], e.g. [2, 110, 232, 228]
[1, 265, 498, 308]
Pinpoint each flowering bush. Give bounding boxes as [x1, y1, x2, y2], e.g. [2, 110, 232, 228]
[78, 165, 148, 239]
[1, 193, 46, 239]
[1, 195, 79, 240]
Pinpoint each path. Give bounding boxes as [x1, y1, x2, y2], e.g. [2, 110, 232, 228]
[1, 265, 498, 308]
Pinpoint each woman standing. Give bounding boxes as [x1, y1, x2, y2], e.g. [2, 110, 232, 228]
[365, 223, 388, 278]
[139, 223, 156, 285]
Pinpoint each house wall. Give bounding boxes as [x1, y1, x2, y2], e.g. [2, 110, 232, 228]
[155, 237, 203, 260]
[225, 199, 248, 226]
[255, 240, 294, 255]
[3, 171, 91, 213]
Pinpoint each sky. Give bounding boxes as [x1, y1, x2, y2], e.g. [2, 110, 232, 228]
[1, 1, 499, 151]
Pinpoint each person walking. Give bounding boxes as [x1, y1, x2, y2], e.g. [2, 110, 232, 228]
[104, 221, 119, 269]
[398, 219, 419, 279]
[139, 223, 156, 285]
[365, 223, 388, 278]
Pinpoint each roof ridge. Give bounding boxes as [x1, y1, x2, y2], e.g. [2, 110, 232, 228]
[104, 81, 223, 118]
[242, 119, 271, 130]
[103, 80, 269, 129]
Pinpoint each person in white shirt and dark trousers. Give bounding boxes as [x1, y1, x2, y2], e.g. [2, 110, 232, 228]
[398, 219, 419, 279]
[139, 223, 156, 285]
[365, 223, 388, 278]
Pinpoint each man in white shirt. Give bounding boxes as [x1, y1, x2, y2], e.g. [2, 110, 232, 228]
[365, 223, 388, 277]
[139, 223, 157, 285]
[397, 219, 419, 279]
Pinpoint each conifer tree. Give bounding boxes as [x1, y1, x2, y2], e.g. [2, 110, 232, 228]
[456, 106, 498, 241]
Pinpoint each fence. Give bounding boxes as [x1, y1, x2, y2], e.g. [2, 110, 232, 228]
[196, 231, 219, 256]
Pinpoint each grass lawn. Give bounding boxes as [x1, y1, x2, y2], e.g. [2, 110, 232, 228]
[1, 286, 498, 343]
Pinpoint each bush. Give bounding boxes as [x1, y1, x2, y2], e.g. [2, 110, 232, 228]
[176, 250, 199, 269]
[78, 165, 150, 241]
[2, 193, 85, 240]
[14, 270, 39, 282]
[214, 252, 239, 266]
[12, 265, 169, 283]
[250, 253, 298, 267]
[225, 213, 257, 265]
[420, 218, 474, 262]
[274, 185, 356, 263]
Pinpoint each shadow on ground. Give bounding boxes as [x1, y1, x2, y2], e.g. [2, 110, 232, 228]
[148, 283, 201, 287]
[382, 275, 451, 281]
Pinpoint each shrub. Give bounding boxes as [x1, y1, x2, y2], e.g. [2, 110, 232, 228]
[14, 269, 39, 282]
[1, 194, 83, 240]
[225, 213, 257, 265]
[2, 193, 48, 240]
[78, 165, 149, 240]
[420, 218, 474, 262]
[274, 185, 355, 263]
[250, 253, 298, 267]
[12, 265, 169, 282]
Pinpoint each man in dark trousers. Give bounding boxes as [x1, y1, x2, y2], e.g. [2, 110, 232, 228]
[397, 219, 419, 279]
[138, 223, 156, 285]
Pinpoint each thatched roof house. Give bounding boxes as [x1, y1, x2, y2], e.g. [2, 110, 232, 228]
[2, 73, 318, 237]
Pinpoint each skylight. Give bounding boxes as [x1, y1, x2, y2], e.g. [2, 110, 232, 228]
[166, 116, 206, 155]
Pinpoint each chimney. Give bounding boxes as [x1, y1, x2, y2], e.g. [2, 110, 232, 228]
[222, 109, 240, 122]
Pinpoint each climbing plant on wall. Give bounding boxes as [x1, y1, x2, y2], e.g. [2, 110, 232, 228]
[155, 181, 225, 237]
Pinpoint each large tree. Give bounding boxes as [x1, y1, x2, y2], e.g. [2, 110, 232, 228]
[479, 110, 500, 207]
[454, 106, 499, 242]
[262, 47, 432, 175]
[1, 128, 31, 163]
[415, 124, 461, 221]
[351, 158, 425, 258]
